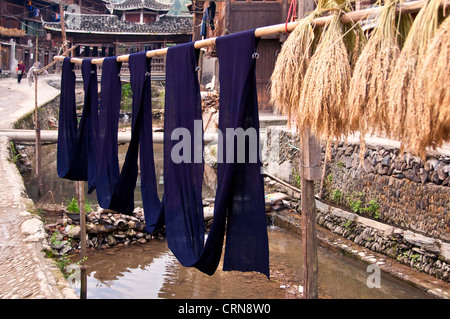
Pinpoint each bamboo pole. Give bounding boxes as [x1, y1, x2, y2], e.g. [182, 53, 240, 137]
[52, 0, 450, 65]
[34, 36, 42, 196]
[59, 0, 68, 53]
[77, 180, 87, 299]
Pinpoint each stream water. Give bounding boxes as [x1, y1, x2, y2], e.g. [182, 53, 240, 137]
[70, 226, 431, 299]
[20, 111, 433, 299]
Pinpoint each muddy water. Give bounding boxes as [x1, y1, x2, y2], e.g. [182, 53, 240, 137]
[21, 113, 432, 299]
[72, 227, 432, 299]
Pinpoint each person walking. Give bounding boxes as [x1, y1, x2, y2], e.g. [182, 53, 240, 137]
[17, 61, 25, 83]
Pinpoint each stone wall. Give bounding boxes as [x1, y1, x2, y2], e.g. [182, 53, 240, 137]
[323, 142, 450, 242]
[264, 126, 450, 242]
[315, 201, 450, 283]
[264, 126, 450, 283]
[12, 95, 60, 131]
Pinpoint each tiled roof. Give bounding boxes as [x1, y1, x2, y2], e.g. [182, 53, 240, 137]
[104, 0, 172, 12]
[43, 13, 193, 35]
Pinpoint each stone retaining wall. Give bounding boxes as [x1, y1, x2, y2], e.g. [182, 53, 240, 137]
[315, 201, 450, 283]
[264, 126, 450, 242]
[264, 126, 450, 282]
[323, 142, 450, 242]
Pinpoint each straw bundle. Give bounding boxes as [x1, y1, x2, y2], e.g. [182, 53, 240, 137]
[348, 0, 409, 135]
[413, 16, 450, 153]
[269, 1, 331, 126]
[386, 0, 442, 152]
[269, 13, 320, 123]
[347, 0, 412, 162]
[0, 26, 25, 37]
[297, 13, 353, 142]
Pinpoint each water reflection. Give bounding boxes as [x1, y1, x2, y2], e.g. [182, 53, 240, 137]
[23, 134, 216, 206]
[72, 227, 432, 299]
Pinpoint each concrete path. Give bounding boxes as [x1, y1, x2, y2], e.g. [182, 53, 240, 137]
[0, 75, 77, 299]
[0, 75, 61, 129]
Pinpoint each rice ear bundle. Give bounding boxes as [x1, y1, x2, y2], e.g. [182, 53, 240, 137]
[386, 0, 442, 152]
[297, 14, 352, 142]
[269, 11, 321, 124]
[347, 0, 413, 164]
[348, 0, 411, 135]
[414, 16, 450, 153]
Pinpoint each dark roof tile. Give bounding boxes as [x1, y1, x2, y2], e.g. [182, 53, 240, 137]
[104, 0, 172, 12]
[43, 13, 192, 35]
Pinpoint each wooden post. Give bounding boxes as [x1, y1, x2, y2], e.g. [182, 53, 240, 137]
[59, 0, 68, 53]
[300, 128, 321, 299]
[298, 0, 321, 300]
[77, 181, 87, 299]
[34, 36, 42, 195]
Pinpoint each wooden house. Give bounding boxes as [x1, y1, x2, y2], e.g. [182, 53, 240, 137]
[42, 0, 192, 74]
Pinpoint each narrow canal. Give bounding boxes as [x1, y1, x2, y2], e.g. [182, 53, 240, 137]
[68, 226, 432, 299]
[18, 99, 434, 299]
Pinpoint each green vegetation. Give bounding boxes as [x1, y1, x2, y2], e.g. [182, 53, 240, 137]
[8, 141, 22, 164]
[347, 191, 365, 214]
[292, 173, 301, 189]
[331, 189, 343, 203]
[66, 197, 93, 214]
[364, 198, 380, 219]
[329, 189, 381, 219]
[343, 220, 355, 232]
[121, 83, 133, 111]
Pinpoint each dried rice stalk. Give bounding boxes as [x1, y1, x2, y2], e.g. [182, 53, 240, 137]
[348, 0, 408, 134]
[298, 13, 352, 141]
[348, 0, 412, 163]
[269, 13, 319, 123]
[269, 10, 323, 126]
[413, 16, 450, 154]
[387, 0, 442, 150]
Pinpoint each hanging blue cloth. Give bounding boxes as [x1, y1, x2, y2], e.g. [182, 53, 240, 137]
[200, 8, 209, 37]
[57, 58, 98, 193]
[196, 29, 269, 278]
[200, 1, 216, 37]
[163, 30, 269, 278]
[95, 57, 122, 208]
[163, 42, 204, 266]
[107, 52, 163, 234]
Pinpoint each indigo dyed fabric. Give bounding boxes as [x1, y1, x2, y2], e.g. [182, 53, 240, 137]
[108, 52, 163, 234]
[57, 58, 98, 194]
[95, 57, 122, 208]
[196, 29, 269, 277]
[164, 31, 269, 278]
[219, 30, 269, 277]
[163, 42, 204, 266]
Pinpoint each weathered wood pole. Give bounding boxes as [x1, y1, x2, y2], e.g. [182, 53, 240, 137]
[77, 181, 87, 299]
[59, 0, 68, 53]
[300, 128, 321, 299]
[34, 36, 42, 195]
[299, 0, 321, 299]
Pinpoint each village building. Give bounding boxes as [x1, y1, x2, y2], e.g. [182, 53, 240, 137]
[0, 0, 63, 75]
[0, 0, 192, 75]
[42, 0, 193, 74]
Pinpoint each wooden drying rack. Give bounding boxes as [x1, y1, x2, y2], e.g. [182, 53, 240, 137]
[53, 0, 449, 65]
